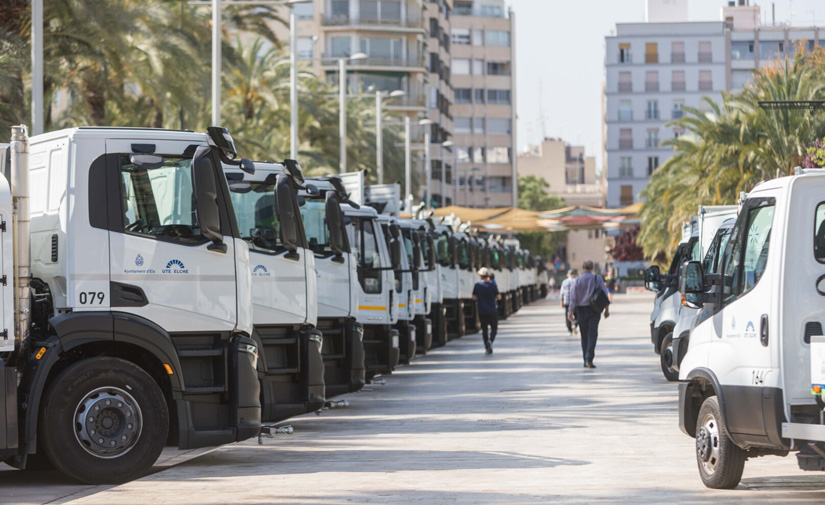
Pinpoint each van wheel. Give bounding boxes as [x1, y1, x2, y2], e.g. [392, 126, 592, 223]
[695, 396, 746, 489]
[40, 357, 169, 484]
[659, 332, 678, 382]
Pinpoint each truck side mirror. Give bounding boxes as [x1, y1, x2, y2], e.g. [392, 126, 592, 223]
[645, 266, 661, 291]
[391, 239, 403, 269]
[449, 236, 458, 267]
[413, 242, 422, 270]
[325, 194, 346, 255]
[389, 224, 400, 240]
[427, 236, 436, 271]
[192, 146, 225, 253]
[276, 174, 301, 253]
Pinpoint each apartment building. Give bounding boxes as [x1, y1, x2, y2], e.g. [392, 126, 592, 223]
[518, 138, 604, 207]
[449, 0, 517, 208]
[425, 0, 455, 206]
[604, 0, 825, 208]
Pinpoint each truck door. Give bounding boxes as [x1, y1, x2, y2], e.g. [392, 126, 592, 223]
[707, 197, 778, 436]
[229, 179, 308, 325]
[106, 139, 238, 332]
[301, 197, 349, 318]
[349, 217, 388, 323]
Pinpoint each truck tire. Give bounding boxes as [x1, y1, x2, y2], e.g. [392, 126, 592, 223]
[659, 332, 678, 382]
[40, 357, 169, 484]
[695, 396, 746, 489]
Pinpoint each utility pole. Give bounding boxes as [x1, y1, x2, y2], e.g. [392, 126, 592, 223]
[31, 0, 44, 135]
[212, 0, 222, 126]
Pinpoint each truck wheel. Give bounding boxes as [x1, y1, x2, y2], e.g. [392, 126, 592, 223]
[40, 357, 169, 484]
[659, 332, 678, 382]
[695, 396, 746, 489]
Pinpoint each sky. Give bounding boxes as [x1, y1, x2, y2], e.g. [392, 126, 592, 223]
[508, 0, 825, 169]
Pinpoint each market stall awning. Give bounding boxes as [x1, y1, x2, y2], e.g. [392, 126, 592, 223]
[431, 206, 511, 222]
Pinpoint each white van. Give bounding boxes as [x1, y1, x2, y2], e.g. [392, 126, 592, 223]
[678, 170, 825, 488]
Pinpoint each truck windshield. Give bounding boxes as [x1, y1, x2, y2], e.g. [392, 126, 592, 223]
[435, 233, 451, 267]
[491, 249, 501, 269]
[299, 196, 339, 256]
[120, 155, 203, 242]
[419, 231, 433, 270]
[229, 182, 284, 253]
[457, 240, 470, 269]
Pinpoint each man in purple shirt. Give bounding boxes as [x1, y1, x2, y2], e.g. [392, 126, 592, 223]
[567, 260, 610, 368]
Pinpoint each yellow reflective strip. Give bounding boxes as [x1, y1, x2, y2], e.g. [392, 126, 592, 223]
[398, 304, 406, 308]
[415, 299, 423, 303]
[358, 305, 388, 311]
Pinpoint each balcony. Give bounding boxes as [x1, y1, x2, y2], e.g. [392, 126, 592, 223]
[619, 139, 633, 150]
[646, 138, 660, 148]
[672, 110, 684, 120]
[645, 110, 659, 120]
[645, 82, 659, 92]
[671, 52, 685, 63]
[672, 81, 686, 91]
[322, 13, 425, 30]
[618, 82, 632, 93]
[698, 80, 713, 91]
[618, 111, 632, 122]
[698, 52, 713, 63]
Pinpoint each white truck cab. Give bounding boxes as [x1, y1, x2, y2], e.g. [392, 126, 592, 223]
[343, 202, 401, 379]
[0, 126, 260, 484]
[398, 218, 436, 354]
[376, 214, 417, 364]
[678, 171, 825, 488]
[433, 221, 465, 338]
[298, 176, 365, 398]
[224, 160, 326, 422]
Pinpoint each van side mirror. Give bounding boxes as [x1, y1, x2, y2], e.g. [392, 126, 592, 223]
[680, 261, 704, 294]
[391, 239, 403, 269]
[325, 194, 346, 256]
[192, 146, 225, 253]
[276, 174, 301, 253]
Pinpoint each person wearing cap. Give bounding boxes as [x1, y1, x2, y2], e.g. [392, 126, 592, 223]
[473, 267, 501, 355]
[559, 269, 578, 336]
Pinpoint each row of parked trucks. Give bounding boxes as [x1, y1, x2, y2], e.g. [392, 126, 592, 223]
[0, 125, 548, 484]
[645, 169, 825, 489]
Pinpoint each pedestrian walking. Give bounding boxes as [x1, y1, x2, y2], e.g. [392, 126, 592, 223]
[606, 274, 616, 302]
[548, 276, 557, 292]
[559, 269, 578, 336]
[473, 267, 501, 355]
[567, 260, 611, 368]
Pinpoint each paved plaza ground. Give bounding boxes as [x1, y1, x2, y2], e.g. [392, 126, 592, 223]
[3, 293, 825, 504]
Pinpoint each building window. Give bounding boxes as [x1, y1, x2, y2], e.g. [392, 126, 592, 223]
[452, 28, 471, 45]
[619, 157, 633, 178]
[457, 147, 471, 163]
[646, 100, 659, 120]
[647, 156, 659, 175]
[487, 89, 511, 105]
[454, 118, 472, 134]
[297, 37, 315, 59]
[472, 29, 484, 46]
[698, 41, 712, 63]
[294, 3, 314, 19]
[671, 41, 685, 63]
[760, 40, 784, 60]
[473, 59, 484, 75]
[474, 89, 485, 103]
[486, 61, 511, 76]
[473, 147, 486, 163]
[731, 41, 755, 60]
[645, 42, 658, 63]
[453, 58, 470, 74]
[488, 147, 511, 164]
[672, 99, 684, 120]
[360, 0, 402, 23]
[619, 128, 633, 150]
[488, 119, 511, 135]
[619, 100, 632, 121]
[620, 185, 634, 206]
[699, 70, 712, 91]
[359, 37, 403, 63]
[330, 36, 351, 57]
[646, 129, 659, 148]
[674, 127, 685, 139]
[429, 87, 438, 109]
[474, 118, 485, 134]
[455, 88, 472, 104]
[731, 70, 752, 91]
[618, 72, 632, 93]
[479, 4, 504, 17]
[645, 71, 659, 92]
[619, 43, 632, 63]
[672, 70, 686, 91]
[331, 0, 349, 18]
[486, 30, 511, 47]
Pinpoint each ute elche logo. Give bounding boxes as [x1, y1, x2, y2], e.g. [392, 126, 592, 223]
[163, 259, 189, 274]
[252, 264, 271, 277]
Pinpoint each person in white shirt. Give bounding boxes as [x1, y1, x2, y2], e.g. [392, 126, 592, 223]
[559, 270, 577, 336]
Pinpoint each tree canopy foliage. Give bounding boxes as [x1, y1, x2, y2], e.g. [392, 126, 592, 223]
[0, 0, 408, 184]
[639, 45, 825, 263]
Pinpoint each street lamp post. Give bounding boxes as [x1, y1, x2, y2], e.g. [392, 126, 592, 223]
[32, 0, 44, 135]
[374, 89, 405, 184]
[212, 0, 222, 127]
